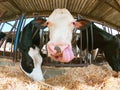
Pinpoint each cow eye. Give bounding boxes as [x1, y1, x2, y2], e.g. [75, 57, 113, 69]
[46, 22, 49, 25]
[72, 22, 75, 25]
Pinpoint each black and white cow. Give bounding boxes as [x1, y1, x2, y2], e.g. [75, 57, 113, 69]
[0, 32, 6, 40]
[0, 32, 14, 52]
[0, 32, 6, 47]
[75, 19, 120, 71]
[19, 17, 46, 81]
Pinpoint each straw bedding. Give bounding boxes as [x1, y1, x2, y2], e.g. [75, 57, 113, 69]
[0, 58, 120, 90]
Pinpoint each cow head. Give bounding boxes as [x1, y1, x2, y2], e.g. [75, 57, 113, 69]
[75, 18, 91, 29]
[42, 9, 85, 62]
[20, 46, 44, 81]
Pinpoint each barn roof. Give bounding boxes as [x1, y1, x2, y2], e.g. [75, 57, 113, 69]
[0, 0, 120, 31]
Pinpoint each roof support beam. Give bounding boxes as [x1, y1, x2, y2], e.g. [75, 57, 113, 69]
[89, 0, 106, 14]
[105, 1, 120, 12]
[0, 0, 7, 2]
[6, 0, 22, 12]
[0, 11, 7, 18]
[99, 0, 120, 12]
[77, 13, 120, 30]
[114, 0, 120, 9]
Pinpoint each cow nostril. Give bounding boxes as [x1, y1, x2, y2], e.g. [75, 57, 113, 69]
[54, 46, 61, 53]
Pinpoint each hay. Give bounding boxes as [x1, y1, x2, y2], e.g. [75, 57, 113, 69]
[46, 64, 120, 90]
[0, 58, 120, 90]
[0, 58, 54, 90]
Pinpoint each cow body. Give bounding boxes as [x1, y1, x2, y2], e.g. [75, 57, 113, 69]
[0, 32, 6, 40]
[19, 18, 46, 81]
[76, 20, 120, 71]
[0, 32, 14, 52]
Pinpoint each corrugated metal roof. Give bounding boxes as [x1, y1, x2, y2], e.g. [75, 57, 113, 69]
[0, 0, 120, 31]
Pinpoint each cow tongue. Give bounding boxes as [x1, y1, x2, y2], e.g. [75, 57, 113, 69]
[61, 46, 74, 62]
[48, 44, 74, 62]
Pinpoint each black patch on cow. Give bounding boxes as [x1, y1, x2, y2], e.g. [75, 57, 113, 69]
[77, 22, 120, 71]
[21, 49, 34, 73]
[0, 32, 6, 40]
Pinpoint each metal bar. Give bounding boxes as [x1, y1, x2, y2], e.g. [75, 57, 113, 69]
[19, 18, 26, 43]
[13, 14, 24, 62]
[43, 63, 88, 67]
[86, 28, 89, 51]
[85, 27, 90, 64]
[90, 22, 94, 62]
[80, 30, 82, 55]
[39, 29, 44, 49]
[0, 17, 19, 47]
[0, 23, 5, 32]
[6, 22, 17, 30]
[90, 22, 94, 50]
[79, 29, 84, 64]
[14, 14, 25, 51]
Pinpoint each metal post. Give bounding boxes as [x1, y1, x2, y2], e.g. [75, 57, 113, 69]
[0, 23, 5, 32]
[13, 14, 25, 61]
[14, 14, 25, 51]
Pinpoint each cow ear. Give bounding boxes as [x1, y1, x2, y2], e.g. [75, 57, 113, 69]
[34, 18, 47, 27]
[35, 19, 42, 24]
[74, 21, 84, 29]
[41, 22, 48, 27]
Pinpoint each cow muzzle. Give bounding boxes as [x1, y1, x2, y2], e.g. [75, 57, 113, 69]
[54, 46, 61, 53]
[47, 42, 75, 62]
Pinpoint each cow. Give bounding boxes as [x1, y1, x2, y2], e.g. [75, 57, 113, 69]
[0, 32, 14, 52]
[0, 32, 6, 40]
[19, 17, 46, 81]
[0, 32, 6, 48]
[75, 18, 120, 71]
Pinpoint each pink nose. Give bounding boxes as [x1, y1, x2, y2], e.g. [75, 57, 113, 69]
[47, 42, 75, 62]
[54, 46, 61, 53]
[47, 43, 68, 55]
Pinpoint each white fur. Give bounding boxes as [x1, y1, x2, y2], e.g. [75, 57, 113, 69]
[41, 44, 47, 54]
[47, 9, 75, 44]
[0, 40, 14, 52]
[47, 9, 75, 57]
[20, 46, 44, 81]
[91, 48, 99, 60]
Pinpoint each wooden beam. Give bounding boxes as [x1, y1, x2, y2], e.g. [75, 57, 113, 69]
[1, 10, 120, 31]
[88, 0, 105, 14]
[77, 13, 120, 30]
[114, 0, 120, 9]
[96, 0, 120, 12]
[0, 11, 7, 18]
[105, 1, 120, 12]
[0, 0, 7, 2]
[6, 0, 22, 12]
